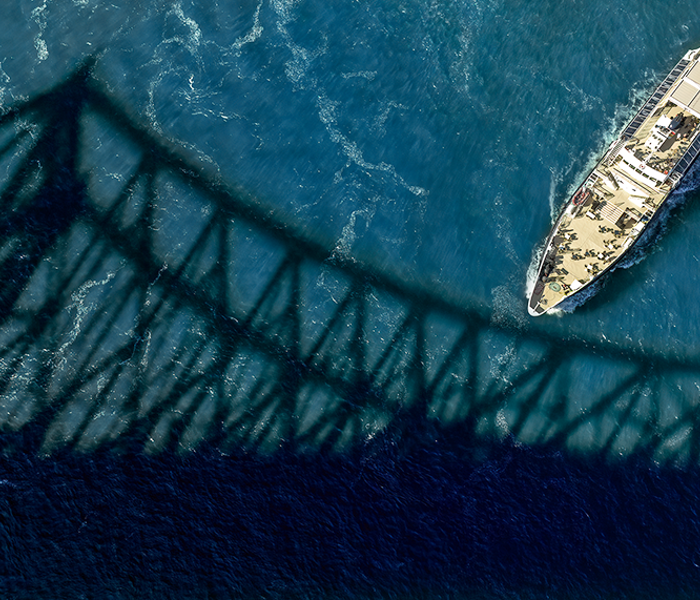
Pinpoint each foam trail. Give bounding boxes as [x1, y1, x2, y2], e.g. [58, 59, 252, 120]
[330, 202, 377, 262]
[146, 0, 204, 133]
[548, 167, 561, 223]
[53, 271, 118, 369]
[371, 99, 405, 137]
[315, 93, 427, 198]
[31, 1, 49, 61]
[524, 242, 544, 300]
[226, 0, 263, 57]
[270, 0, 427, 214]
[0, 62, 11, 109]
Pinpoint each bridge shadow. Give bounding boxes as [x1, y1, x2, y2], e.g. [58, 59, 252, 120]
[2, 59, 700, 600]
[0, 60, 700, 466]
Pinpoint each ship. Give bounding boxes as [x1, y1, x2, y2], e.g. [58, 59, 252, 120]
[528, 46, 700, 316]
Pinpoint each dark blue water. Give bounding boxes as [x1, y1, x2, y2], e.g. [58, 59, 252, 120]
[3, 429, 700, 599]
[3, 0, 700, 597]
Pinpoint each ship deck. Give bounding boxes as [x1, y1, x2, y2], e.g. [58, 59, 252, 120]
[529, 49, 700, 315]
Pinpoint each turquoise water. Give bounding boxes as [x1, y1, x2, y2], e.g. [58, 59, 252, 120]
[3, 1, 700, 596]
[4, 0, 700, 351]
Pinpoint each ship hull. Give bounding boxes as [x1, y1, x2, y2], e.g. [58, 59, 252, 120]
[528, 191, 671, 317]
[529, 46, 700, 316]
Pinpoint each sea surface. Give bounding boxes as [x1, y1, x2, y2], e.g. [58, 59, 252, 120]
[3, 0, 700, 347]
[3, 0, 700, 598]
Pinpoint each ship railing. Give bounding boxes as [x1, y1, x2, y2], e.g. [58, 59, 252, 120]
[585, 172, 601, 188]
[668, 129, 700, 182]
[603, 138, 627, 166]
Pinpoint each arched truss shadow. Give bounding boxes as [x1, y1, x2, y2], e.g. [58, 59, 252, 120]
[1, 60, 699, 462]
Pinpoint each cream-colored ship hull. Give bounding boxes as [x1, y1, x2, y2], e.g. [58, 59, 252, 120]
[529, 46, 700, 316]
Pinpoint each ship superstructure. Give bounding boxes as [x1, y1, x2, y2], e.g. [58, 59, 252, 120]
[529, 46, 700, 316]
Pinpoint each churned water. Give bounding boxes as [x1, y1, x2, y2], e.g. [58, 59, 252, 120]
[3, 0, 700, 598]
[6, 0, 700, 350]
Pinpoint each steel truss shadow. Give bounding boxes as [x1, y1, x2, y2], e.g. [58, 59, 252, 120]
[1, 61, 699, 462]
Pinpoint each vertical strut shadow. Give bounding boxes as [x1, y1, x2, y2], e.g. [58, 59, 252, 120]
[0, 60, 699, 463]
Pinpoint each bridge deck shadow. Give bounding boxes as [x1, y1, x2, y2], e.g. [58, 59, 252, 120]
[0, 60, 699, 464]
